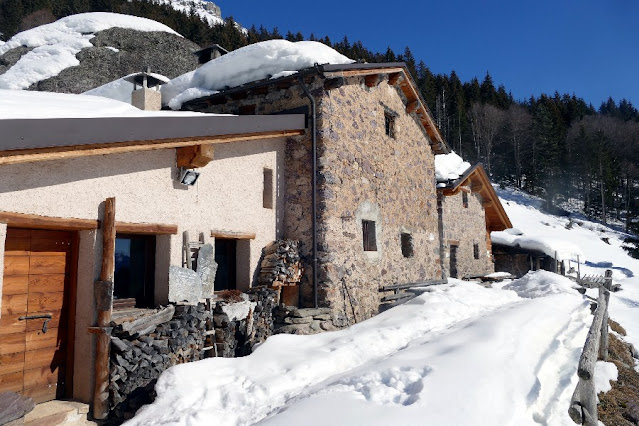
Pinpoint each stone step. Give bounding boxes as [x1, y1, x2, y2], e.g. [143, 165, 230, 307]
[21, 400, 94, 426]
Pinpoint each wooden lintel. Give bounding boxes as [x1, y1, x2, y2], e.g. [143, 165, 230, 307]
[364, 74, 380, 88]
[323, 67, 404, 80]
[448, 239, 460, 246]
[460, 187, 471, 194]
[406, 100, 420, 114]
[211, 230, 256, 240]
[176, 144, 215, 168]
[0, 129, 304, 166]
[115, 222, 178, 235]
[387, 72, 403, 86]
[0, 210, 99, 230]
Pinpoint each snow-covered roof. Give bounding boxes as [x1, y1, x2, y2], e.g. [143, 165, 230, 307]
[491, 227, 584, 262]
[84, 72, 170, 104]
[434, 151, 471, 183]
[0, 89, 206, 118]
[163, 39, 355, 109]
[0, 12, 181, 90]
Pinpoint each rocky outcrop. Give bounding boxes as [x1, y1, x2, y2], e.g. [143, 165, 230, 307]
[24, 27, 200, 94]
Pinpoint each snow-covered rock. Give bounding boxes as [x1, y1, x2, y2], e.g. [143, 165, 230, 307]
[163, 39, 354, 109]
[503, 270, 577, 298]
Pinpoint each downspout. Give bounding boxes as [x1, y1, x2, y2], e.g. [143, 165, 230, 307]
[298, 74, 318, 309]
[437, 191, 446, 280]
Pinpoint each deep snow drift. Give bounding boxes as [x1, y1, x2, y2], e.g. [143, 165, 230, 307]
[125, 185, 639, 426]
[0, 13, 180, 90]
[162, 40, 354, 109]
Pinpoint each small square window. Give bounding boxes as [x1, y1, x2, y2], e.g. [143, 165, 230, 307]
[362, 220, 377, 252]
[263, 168, 273, 209]
[401, 233, 414, 258]
[462, 192, 469, 208]
[473, 243, 480, 259]
[384, 112, 395, 138]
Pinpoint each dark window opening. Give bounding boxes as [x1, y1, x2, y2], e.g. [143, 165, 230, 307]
[462, 192, 469, 208]
[263, 168, 274, 209]
[401, 233, 414, 258]
[114, 234, 156, 308]
[449, 245, 458, 278]
[214, 238, 237, 290]
[474, 243, 480, 259]
[362, 220, 377, 252]
[384, 112, 395, 138]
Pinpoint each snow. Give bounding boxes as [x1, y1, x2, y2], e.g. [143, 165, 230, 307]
[221, 301, 257, 322]
[83, 72, 170, 104]
[0, 13, 180, 90]
[594, 362, 618, 394]
[492, 231, 584, 263]
[163, 40, 354, 109]
[0, 89, 208, 118]
[126, 183, 639, 426]
[434, 151, 471, 182]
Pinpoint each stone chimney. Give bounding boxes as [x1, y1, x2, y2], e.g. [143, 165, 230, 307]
[124, 68, 169, 111]
[193, 44, 229, 66]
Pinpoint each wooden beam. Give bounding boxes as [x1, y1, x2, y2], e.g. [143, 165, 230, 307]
[388, 72, 403, 86]
[0, 130, 304, 166]
[324, 77, 345, 90]
[115, 222, 178, 235]
[176, 144, 215, 168]
[323, 67, 404, 80]
[92, 197, 115, 420]
[211, 229, 256, 240]
[364, 74, 380, 88]
[0, 211, 99, 230]
[472, 181, 484, 192]
[406, 100, 420, 114]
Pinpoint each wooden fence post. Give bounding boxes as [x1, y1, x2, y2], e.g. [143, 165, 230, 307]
[92, 197, 116, 420]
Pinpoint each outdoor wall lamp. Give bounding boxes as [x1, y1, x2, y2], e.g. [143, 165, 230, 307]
[179, 167, 200, 186]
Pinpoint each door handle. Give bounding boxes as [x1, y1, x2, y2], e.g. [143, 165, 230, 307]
[18, 314, 53, 334]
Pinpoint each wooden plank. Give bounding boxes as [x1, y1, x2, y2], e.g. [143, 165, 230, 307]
[25, 311, 60, 332]
[211, 230, 256, 240]
[28, 275, 65, 294]
[176, 144, 215, 168]
[0, 314, 25, 335]
[26, 329, 60, 352]
[27, 292, 64, 313]
[577, 288, 608, 380]
[29, 255, 66, 274]
[29, 238, 71, 255]
[0, 333, 25, 355]
[4, 256, 29, 275]
[5, 229, 31, 239]
[323, 67, 404, 80]
[22, 384, 57, 404]
[0, 352, 25, 375]
[0, 212, 98, 231]
[406, 100, 420, 113]
[1, 294, 27, 316]
[23, 366, 59, 390]
[2, 275, 29, 295]
[364, 74, 380, 88]
[0, 130, 305, 166]
[388, 72, 403, 86]
[0, 371, 23, 393]
[4, 236, 30, 254]
[115, 222, 178, 235]
[24, 347, 64, 370]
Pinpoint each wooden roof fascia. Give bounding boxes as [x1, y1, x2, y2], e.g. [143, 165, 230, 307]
[0, 129, 304, 166]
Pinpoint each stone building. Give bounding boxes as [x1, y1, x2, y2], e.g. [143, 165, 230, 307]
[180, 62, 511, 323]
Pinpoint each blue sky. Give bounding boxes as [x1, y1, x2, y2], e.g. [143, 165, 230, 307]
[217, 0, 639, 108]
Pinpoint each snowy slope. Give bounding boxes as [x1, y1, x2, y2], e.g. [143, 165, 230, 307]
[0, 13, 180, 90]
[149, 0, 224, 27]
[126, 187, 639, 426]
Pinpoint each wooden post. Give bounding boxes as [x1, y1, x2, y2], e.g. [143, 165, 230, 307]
[577, 255, 581, 281]
[92, 197, 116, 420]
[554, 251, 558, 273]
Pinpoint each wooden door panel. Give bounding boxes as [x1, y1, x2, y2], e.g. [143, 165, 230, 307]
[23, 366, 59, 389]
[29, 275, 65, 293]
[4, 234, 30, 254]
[1, 294, 27, 316]
[27, 292, 64, 313]
[2, 276, 29, 295]
[0, 333, 25, 355]
[29, 256, 66, 274]
[25, 347, 64, 370]
[26, 329, 61, 352]
[0, 352, 24, 376]
[25, 311, 61, 332]
[29, 238, 71, 255]
[22, 385, 58, 404]
[0, 371, 23, 393]
[6, 229, 31, 239]
[4, 256, 29, 275]
[0, 314, 25, 335]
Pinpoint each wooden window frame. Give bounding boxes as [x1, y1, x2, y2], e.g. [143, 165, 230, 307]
[462, 192, 469, 209]
[362, 220, 377, 252]
[384, 112, 396, 139]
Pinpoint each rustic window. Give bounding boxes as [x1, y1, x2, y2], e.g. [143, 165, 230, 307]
[362, 220, 377, 252]
[263, 168, 273, 209]
[474, 243, 480, 259]
[401, 233, 414, 258]
[462, 192, 469, 208]
[114, 234, 156, 308]
[384, 112, 395, 138]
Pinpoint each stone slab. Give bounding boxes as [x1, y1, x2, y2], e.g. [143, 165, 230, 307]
[196, 244, 217, 298]
[168, 266, 202, 304]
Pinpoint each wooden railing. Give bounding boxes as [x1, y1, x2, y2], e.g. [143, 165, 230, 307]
[568, 269, 613, 426]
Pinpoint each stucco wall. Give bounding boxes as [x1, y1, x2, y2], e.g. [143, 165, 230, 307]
[0, 137, 286, 402]
[0, 223, 6, 317]
[440, 187, 494, 279]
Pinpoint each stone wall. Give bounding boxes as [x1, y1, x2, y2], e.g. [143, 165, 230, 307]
[193, 74, 443, 323]
[439, 187, 494, 278]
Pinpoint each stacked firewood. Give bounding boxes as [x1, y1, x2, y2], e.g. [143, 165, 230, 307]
[258, 240, 303, 287]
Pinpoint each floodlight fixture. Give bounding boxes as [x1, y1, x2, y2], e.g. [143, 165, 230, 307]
[179, 167, 200, 186]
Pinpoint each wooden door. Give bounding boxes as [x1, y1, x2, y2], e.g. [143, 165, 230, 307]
[449, 245, 458, 279]
[0, 229, 75, 403]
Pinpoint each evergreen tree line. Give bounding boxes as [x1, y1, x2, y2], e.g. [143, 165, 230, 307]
[2, 1, 638, 248]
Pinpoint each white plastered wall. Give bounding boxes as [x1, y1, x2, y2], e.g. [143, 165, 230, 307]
[0, 137, 287, 402]
[0, 223, 6, 317]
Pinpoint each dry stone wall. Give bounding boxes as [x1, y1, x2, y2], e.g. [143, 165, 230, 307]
[439, 187, 494, 278]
